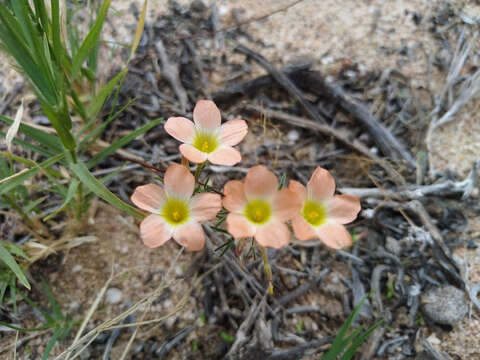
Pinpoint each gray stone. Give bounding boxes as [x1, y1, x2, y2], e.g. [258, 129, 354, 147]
[106, 287, 123, 304]
[421, 286, 467, 325]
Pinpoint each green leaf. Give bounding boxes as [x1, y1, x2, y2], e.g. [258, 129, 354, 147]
[42, 326, 63, 360]
[70, 161, 143, 218]
[42, 279, 63, 320]
[43, 179, 79, 221]
[0, 114, 63, 152]
[50, 0, 62, 65]
[0, 242, 30, 289]
[0, 130, 54, 158]
[321, 296, 368, 360]
[2, 243, 28, 260]
[0, 153, 64, 196]
[0, 4, 57, 105]
[39, 101, 76, 152]
[85, 70, 124, 120]
[87, 117, 162, 168]
[340, 320, 384, 360]
[71, 0, 111, 79]
[79, 96, 136, 149]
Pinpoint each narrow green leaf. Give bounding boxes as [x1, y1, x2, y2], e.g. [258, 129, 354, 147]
[70, 161, 143, 218]
[43, 179, 79, 221]
[85, 70, 124, 121]
[0, 153, 64, 196]
[321, 296, 368, 360]
[0, 130, 55, 157]
[0, 114, 63, 152]
[42, 327, 63, 360]
[2, 243, 28, 260]
[39, 101, 76, 151]
[341, 320, 384, 360]
[87, 117, 162, 168]
[42, 279, 63, 320]
[23, 195, 48, 213]
[79, 97, 136, 149]
[50, 0, 62, 64]
[0, 242, 30, 289]
[71, 0, 111, 79]
[0, 5, 57, 105]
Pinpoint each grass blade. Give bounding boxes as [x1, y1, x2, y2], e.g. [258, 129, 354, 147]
[87, 117, 162, 168]
[0, 242, 30, 289]
[0, 114, 63, 152]
[70, 161, 143, 218]
[42, 327, 63, 360]
[85, 70, 124, 121]
[71, 0, 111, 79]
[0, 153, 64, 195]
[43, 179, 79, 221]
[340, 320, 384, 360]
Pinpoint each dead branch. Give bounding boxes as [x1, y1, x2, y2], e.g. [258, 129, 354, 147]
[155, 39, 190, 112]
[235, 45, 328, 124]
[212, 63, 312, 105]
[289, 70, 416, 168]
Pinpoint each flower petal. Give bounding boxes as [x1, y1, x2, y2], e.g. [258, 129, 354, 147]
[223, 180, 247, 212]
[244, 165, 278, 199]
[193, 100, 221, 130]
[255, 221, 290, 249]
[179, 144, 208, 164]
[292, 215, 317, 241]
[140, 214, 173, 248]
[190, 193, 222, 222]
[164, 163, 194, 199]
[273, 189, 302, 221]
[208, 146, 241, 166]
[226, 213, 256, 239]
[164, 117, 195, 143]
[327, 194, 361, 224]
[315, 223, 352, 249]
[131, 184, 166, 213]
[173, 222, 205, 251]
[289, 180, 307, 203]
[219, 119, 248, 146]
[307, 166, 335, 202]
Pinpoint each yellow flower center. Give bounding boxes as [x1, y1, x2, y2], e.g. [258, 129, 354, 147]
[162, 198, 190, 225]
[193, 132, 219, 154]
[245, 200, 271, 225]
[302, 200, 327, 226]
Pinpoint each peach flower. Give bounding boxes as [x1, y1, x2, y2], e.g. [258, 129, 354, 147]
[164, 100, 248, 166]
[289, 167, 361, 249]
[223, 165, 301, 249]
[131, 163, 221, 250]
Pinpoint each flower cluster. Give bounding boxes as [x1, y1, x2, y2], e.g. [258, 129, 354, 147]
[131, 100, 361, 252]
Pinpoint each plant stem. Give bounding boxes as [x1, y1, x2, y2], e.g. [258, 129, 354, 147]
[194, 161, 206, 183]
[259, 246, 274, 295]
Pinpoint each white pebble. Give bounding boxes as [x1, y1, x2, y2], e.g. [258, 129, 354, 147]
[287, 130, 300, 143]
[106, 288, 123, 304]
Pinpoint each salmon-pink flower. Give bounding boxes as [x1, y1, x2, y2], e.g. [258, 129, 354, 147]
[289, 167, 361, 249]
[164, 100, 248, 166]
[131, 163, 222, 251]
[222, 165, 301, 249]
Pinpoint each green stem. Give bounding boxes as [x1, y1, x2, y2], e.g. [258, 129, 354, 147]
[259, 246, 274, 295]
[194, 161, 206, 184]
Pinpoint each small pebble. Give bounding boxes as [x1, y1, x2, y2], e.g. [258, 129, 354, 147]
[287, 129, 300, 143]
[72, 264, 83, 273]
[421, 286, 467, 325]
[106, 288, 123, 304]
